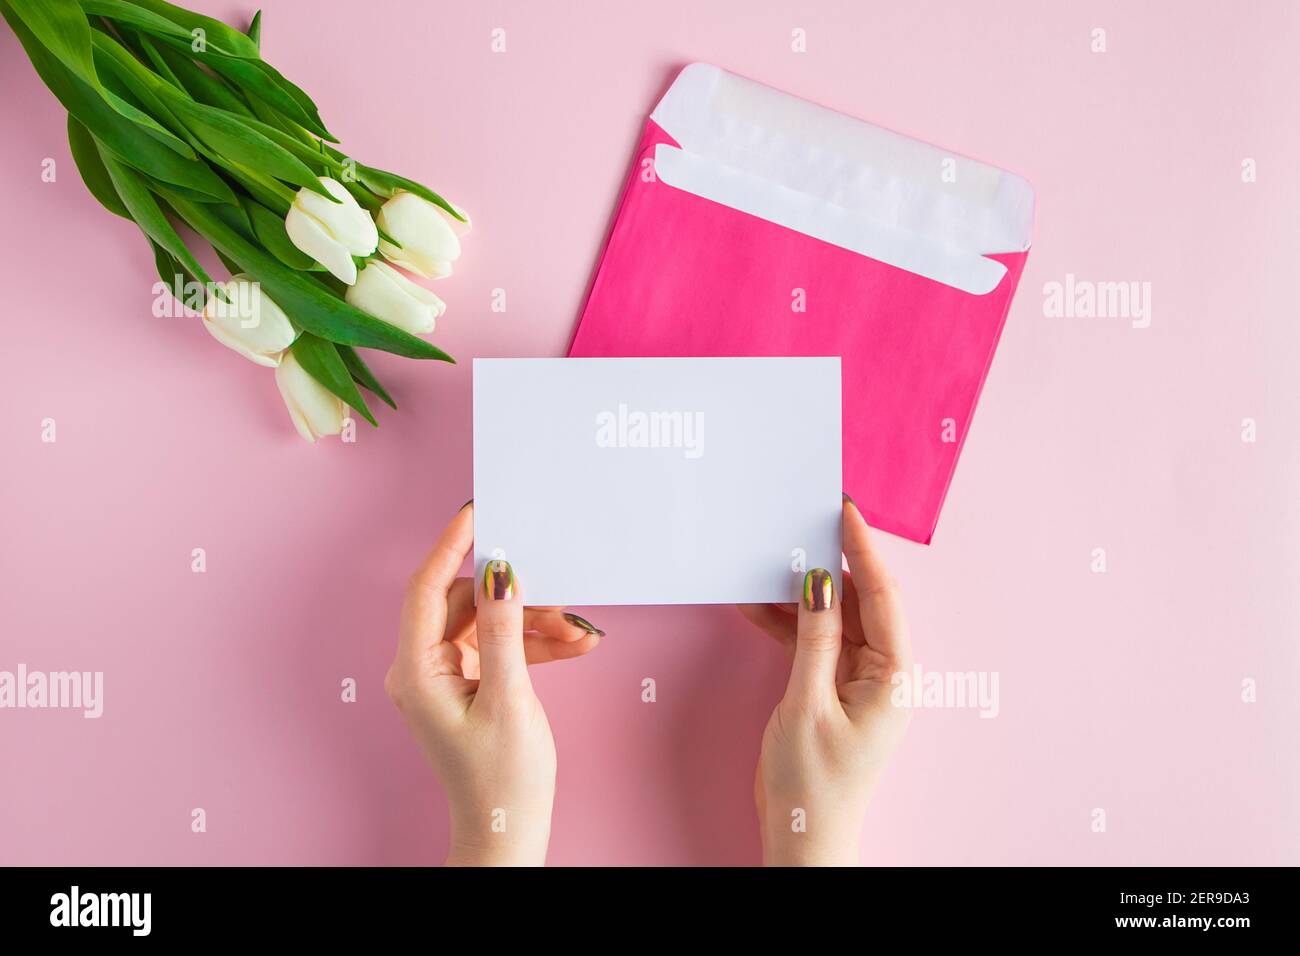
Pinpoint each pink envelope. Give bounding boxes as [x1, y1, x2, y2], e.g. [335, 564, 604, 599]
[568, 64, 1035, 544]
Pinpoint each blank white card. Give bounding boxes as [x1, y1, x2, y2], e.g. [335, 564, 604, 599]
[472, 357, 842, 606]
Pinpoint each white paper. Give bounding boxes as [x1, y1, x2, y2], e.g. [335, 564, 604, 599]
[649, 63, 1035, 293]
[473, 357, 842, 606]
[653, 144, 1010, 295]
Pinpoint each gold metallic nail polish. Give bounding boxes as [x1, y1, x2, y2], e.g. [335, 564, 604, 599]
[563, 612, 606, 637]
[803, 568, 834, 612]
[483, 559, 514, 600]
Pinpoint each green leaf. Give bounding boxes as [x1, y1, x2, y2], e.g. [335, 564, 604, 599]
[120, 0, 261, 58]
[236, 112, 343, 177]
[339, 345, 397, 410]
[199, 159, 290, 217]
[292, 333, 377, 426]
[152, 33, 335, 142]
[309, 271, 348, 298]
[146, 35, 253, 116]
[104, 17, 155, 63]
[132, 32, 183, 87]
[91, 0, 335, 140]
[98, 82, 195, 156]
[215, 249, 243, 276]
[98, 146, 214, 291]
[159, 89, 331, 196]
[66, 115, 129, 219]
[99, 84, 195, 155]
[80, 0, 193, 46]
[2, 4, 235, 202]
[8, 0, 97, 80]
[243, 198, 316, 270]
[319, 150, 462, 221]
[343, 178, 385, 212]
[6, 0, 195, 156]
[89, 30, 193, 145]
[149, 238, 200, 293]
[357, 164, 465, 222]
[241, 88, 300, 135]
[168, 194, 456, 363]
[250, 59, 334, 142]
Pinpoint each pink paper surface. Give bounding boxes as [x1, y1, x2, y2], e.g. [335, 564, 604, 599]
[1, 0, 1298, 867]
[569, 116, 1029, 543]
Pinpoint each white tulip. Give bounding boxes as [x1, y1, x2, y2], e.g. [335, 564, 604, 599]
[284, 177, 378, 285]
[201, 274, 295, 367]
[275, 350, 345, 443]
[345, 260, 445, 335]
[375, 191, 470, 279]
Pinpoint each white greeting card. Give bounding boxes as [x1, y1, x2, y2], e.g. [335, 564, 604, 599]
[472, 357, 841, 606]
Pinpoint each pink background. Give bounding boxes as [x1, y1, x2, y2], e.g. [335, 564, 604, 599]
[2, 0, 1297, 865]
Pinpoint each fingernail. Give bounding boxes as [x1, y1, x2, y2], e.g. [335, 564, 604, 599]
[483, 559, 514, 600]
[803, 568, 834, 612]
[842, 491, 856, 507]
[563, 612, 606, 637]
[459, 498, 474, 511]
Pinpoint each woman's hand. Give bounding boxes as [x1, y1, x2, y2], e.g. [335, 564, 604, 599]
[385, 504, 604, 866]
[739, 497, 913, 866]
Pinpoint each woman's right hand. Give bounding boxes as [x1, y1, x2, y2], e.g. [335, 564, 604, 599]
[739, 497, 913, 866]
[385, 504, 604, 866]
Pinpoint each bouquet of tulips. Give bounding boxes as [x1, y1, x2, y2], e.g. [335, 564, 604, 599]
[2, 0, 468, 441]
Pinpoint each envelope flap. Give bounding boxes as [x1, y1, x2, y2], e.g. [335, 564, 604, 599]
[651, 63, 1035, 256]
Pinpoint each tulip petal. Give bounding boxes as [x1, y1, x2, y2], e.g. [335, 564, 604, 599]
[286, 204, 357, 284]
[377, 239, 450, 279]
[202, 277, 296, 366]
[293, 177, 378, 255]
[346, 261, 444, 335]
[375, 192, 461, 278]
[275, 350, 345, 442]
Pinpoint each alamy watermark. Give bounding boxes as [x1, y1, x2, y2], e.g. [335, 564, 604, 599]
[891, 664, 1000, 718]
[50, 886, 150, 936]
[152, 275, 261, 324]
[595, 403, 705, 459]
[1043, 273, 1152, 328]
[0, 665, 103, 718]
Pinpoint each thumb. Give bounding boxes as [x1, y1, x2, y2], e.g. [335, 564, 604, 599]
[788, 568, 842, 702]
[474, 559, 529, 700]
